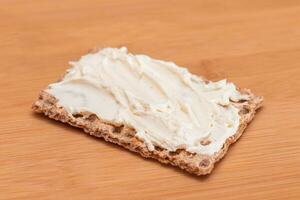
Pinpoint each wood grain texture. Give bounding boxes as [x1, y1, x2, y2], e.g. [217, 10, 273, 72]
[1, 0, 299, 199]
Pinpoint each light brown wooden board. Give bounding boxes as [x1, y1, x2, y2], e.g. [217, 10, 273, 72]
[1, 0, 300, 199]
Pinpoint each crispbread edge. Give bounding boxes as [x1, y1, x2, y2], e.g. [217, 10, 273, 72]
[33, 85, 262, 176]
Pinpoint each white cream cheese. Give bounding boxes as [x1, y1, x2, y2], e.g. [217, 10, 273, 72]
[47, 47, 249, 155]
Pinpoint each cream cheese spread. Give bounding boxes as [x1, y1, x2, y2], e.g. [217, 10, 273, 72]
[47, 47, 249, 155]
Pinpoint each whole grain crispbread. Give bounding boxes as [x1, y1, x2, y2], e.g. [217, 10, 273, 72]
[33, 86, 262, 175]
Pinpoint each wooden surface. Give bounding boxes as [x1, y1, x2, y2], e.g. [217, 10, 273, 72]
[1, 0, 300, 199]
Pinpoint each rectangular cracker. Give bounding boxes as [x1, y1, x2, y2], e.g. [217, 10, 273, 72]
[32, 50, 263, 176]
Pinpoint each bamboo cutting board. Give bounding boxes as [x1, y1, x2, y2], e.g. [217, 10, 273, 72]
[1, 0, 300, 199]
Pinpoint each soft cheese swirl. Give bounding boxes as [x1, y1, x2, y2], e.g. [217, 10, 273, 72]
[48, 47, 248, 155]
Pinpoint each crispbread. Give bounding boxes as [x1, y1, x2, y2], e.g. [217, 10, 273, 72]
[33, 80, 262, 175]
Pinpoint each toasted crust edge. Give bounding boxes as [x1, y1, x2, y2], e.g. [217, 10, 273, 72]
[32, 88, 262, 176]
